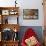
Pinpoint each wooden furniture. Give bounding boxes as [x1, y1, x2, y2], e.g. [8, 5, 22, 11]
[2, 41, 19, 46]
[0, 24, 19, 31]
[0, 41, 2, 46]
[0, 7, 19, 46]
[44, 27, 46, 46]
[43, 0, 46, 46]
[43, 0, 46, 26]
[0, 7, 19, 31]
[0, 7, 19, 24]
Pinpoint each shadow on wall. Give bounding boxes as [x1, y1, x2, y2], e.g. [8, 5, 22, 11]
[18, 26, 43, 44]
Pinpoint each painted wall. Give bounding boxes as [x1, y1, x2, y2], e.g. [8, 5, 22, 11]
[0, 0, 15, 7]
[0, 0, 44, 26]
[17, 0, 44, 26]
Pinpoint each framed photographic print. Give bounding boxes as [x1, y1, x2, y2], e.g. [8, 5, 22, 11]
[9, 9, 18, 15]
[2, 10, 9, 15]
[23, 9, 38, 20]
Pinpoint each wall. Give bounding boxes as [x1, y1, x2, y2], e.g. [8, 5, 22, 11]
[0, 0, 15, 7]
[0, 0, 44, 26]
[18, 0, 44, 26]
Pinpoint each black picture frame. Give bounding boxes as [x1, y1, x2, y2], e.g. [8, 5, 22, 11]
[23, 9, 38, 20]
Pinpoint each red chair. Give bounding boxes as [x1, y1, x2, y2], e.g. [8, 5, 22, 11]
[21, 28, 41, 46]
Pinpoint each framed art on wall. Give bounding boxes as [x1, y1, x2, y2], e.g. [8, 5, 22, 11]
[23, 9, 38, 20]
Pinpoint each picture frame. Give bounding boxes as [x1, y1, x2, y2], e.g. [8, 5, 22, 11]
[23, 9, 38, 20]
[2, 10, 9, 15]
[9, 10, 18, 15]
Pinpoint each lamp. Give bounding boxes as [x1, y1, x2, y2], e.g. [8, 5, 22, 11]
[15, 0, 17, 7]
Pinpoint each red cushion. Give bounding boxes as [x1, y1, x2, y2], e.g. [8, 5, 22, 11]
[21, 28, 41, 46]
